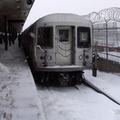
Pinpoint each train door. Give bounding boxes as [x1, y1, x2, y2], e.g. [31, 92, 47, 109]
[56, 27, 73, 65]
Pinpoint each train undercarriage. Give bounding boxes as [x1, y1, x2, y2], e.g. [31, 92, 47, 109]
[34, 71, 85, 86]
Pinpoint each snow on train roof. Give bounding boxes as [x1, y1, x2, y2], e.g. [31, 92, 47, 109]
[36, 13, 91, 24]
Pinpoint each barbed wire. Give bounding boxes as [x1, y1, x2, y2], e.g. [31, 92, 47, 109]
[84, 7, 120, 23]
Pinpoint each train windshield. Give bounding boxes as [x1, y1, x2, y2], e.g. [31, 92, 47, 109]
[77, 27, 91, 48]
[59, 30, 69, 42]
[37, 27, 53, 48]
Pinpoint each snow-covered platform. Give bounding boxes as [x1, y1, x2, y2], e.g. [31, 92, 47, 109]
[38, 70, 120, 120]
[0, 43, 46, 120]
[85, 70, 120, 104]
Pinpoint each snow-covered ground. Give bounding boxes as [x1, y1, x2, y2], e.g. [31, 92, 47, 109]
[0, 42, 120, 120]
[0, 43, 46, 120]
[85, 70, 120, 104]
[37, 74, 120, 120]
[37, 70, 120, 120]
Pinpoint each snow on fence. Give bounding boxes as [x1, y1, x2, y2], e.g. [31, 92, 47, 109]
[99, 52, 120, 64]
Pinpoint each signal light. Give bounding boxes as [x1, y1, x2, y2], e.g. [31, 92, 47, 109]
[79, 55, 83, 60]
[47, 56, 52, 60]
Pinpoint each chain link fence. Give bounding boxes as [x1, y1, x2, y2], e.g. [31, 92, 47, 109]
[85, 7, 120, 72]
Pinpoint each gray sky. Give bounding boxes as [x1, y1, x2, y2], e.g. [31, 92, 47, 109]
[23, 0, 120, 30]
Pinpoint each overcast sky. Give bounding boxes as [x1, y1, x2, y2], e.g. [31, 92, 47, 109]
[23, 0, 120, 30]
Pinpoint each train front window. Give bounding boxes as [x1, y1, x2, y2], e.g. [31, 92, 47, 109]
[37, 27, 53, 48]
[77, 27, 91, 48]
[59, 30, 69, 42]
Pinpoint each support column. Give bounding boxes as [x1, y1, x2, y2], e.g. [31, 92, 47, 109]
[4, 16, 8, 50]
[8, 22, 11, 46]
[18, 33, 21, 47]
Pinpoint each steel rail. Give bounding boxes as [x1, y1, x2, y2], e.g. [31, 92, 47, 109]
[74, 78, 120, 106]
[83, 79, 120, 106]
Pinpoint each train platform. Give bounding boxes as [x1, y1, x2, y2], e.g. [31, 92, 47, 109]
[84, 70, 120, 104]
[0, 43, 46, 120]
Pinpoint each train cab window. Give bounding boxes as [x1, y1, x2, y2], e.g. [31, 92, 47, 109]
[77, 27, 91, 48]
[37, 27, 53, 48]
[59, 30, 69, 42]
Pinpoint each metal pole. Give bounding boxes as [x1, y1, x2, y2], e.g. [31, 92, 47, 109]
[8, 22, 11, 46]
[92, 42, 98, 77]
[4, 16, 8, 50]
[18, 33, 21, 47]
[105, 21, 108, 72]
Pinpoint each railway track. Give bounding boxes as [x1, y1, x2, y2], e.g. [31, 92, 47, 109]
[74, 79, 120, 106]
[37, 80, 120, 120]
[37, 75, 120, 106]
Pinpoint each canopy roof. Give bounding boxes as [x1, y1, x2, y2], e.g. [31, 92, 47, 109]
[0, 0, 34, 33]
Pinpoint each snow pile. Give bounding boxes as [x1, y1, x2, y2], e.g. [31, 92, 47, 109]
[0, 62, 9, 73]
[38, 82, 120, 120]
[85, 70, 120, 103]
[0, 43, 46, 120]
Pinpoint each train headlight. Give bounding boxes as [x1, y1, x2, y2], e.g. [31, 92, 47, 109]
[79, 55, 83, 60]
[47, 55, 52, 61]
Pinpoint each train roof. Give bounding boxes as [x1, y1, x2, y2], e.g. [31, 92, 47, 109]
[37, 13, 91, 25]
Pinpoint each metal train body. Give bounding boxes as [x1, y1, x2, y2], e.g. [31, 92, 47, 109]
[22, 13, 93, 85]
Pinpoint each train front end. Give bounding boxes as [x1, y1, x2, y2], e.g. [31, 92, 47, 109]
[35, 14, 93, 85]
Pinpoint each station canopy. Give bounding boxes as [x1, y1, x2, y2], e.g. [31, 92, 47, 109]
[0, 0, 34, 33]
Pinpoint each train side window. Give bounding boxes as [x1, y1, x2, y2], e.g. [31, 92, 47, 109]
[37, 27, 53, 48]
[77, 27, 91, 48]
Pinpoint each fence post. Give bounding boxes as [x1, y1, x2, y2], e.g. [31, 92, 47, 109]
[92, 42, 98, 77]
[105, 21, 109, 72]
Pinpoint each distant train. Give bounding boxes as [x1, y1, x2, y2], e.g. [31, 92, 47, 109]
[21, 13, 93, 85]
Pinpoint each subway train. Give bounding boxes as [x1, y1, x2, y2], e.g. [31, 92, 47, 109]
[21, 13, 93, 85]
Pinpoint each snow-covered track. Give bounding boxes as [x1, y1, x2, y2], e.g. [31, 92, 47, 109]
[83, 79, 120, 106]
